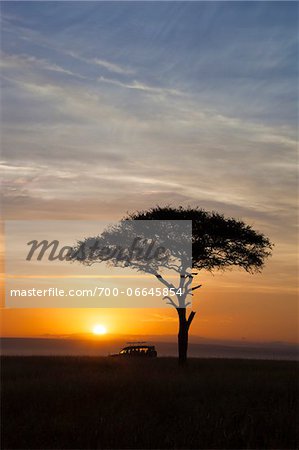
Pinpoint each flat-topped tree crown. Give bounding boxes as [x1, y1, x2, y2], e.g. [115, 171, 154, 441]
[127, 206, 273, 273]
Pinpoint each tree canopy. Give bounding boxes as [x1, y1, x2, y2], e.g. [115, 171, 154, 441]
[127, 206, 273, 273]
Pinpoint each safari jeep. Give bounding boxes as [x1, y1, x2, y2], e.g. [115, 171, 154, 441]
[110, 343, 157, 358]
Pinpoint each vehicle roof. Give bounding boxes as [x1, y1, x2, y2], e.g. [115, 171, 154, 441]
[122, 345, 155, 350]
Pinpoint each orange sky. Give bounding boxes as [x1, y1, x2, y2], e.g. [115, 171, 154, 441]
[1, 263, 298, 343]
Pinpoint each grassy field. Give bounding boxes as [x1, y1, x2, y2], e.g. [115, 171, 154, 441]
[1, 356, 298, 449]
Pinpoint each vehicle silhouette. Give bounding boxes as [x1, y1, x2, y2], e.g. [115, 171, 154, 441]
[110, 342, 157, 358]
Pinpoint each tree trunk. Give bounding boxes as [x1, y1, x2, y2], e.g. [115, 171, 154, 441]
[177, 308, 196, 366]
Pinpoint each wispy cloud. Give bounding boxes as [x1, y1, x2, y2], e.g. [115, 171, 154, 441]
[0, 51, 86, 79]
[67, 50, 134, 75]
[98, 75, 183, 97]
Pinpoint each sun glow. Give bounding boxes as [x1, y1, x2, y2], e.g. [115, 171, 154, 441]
[92, 324, 107, 335]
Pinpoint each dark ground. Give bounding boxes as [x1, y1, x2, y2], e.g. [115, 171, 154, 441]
[1, 356, 298, 449]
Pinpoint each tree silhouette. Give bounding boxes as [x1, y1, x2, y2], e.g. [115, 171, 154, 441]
[71, 206, 273, 364]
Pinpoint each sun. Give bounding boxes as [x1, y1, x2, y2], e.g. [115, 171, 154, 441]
[92, 324, 107, 335]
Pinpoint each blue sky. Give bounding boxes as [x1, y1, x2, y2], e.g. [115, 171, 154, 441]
[1, 2, 298, 299]
[2, 2, 297, 125]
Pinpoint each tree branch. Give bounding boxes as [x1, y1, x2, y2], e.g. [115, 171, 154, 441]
[187, 311, 196, 330]
[163, 296, 178, 309]
[155, 274, 175, 290]
[192, 284, 202, 291]
[184, 275, 193, 291]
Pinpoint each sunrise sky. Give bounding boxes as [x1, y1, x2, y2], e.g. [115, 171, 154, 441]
[1, 2, 298, 344]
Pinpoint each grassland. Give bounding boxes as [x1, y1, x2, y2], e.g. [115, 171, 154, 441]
[1, 356, 298, 449]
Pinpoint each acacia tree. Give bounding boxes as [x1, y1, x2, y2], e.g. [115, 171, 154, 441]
[71, 206, 272, 364]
